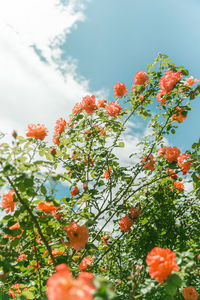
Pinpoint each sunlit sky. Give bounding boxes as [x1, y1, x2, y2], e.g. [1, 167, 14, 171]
[62, 0, 200, 150]
[0, 0, 199, 152]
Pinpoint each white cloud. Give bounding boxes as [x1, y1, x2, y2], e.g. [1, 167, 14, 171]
[0, 0, 107, 141]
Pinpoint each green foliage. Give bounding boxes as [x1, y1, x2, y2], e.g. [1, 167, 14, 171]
[0, 54, 199, 299]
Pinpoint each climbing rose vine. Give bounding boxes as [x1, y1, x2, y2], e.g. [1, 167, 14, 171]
[0, 54, 199, 299]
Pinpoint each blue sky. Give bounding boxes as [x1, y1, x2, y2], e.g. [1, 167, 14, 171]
[0, 0, 199, 150]
[62, 0, 200, 150]
[0, 0, 199, 202]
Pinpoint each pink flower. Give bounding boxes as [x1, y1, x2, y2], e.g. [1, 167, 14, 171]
[134, 71, 149, 85]
[81, 95, 97, 114]
[113, 82, 127, 97]
[106, 102, 122, 118]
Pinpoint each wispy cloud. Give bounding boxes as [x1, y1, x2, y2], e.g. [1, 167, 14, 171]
[0, 0, 107, 140]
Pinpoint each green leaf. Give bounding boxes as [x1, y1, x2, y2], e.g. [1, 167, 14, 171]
[41, 185, 47, 195]
[165, 283, 177, 296]
[141, 218, 148, 225]
[167, 274, 182, 287]
[118, 142, 125, 148]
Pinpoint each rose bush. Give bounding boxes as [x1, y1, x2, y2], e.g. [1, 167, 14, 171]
[0, 54, 199, 299]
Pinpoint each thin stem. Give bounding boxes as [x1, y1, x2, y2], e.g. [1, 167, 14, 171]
[2, 170, 56, 268]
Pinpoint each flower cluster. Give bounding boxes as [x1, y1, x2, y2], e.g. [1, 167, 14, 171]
[142, 154, 155, 171]
[53, 118, 67, 145]
[120, 215, 133, 232]
[80, 256, 94, 271]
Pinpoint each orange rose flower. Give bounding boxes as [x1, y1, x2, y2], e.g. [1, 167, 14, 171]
[139, 94, 144, 101]
[159, 71, 181, 93]
[170, 106, 187, 123]
[37, 202, 57, 213]
[113, 82, 127, 97]
[106, 102, 122, 118]
[53, 118, 67, 145]
[26, 124, 48, 140]
[174, 181, 184, 192]
[165, 146, 181, 162]
[63, 222, 89, 251]
[142, 154, 155, 171]
[177, 153, 192, 172]
[146, 247, 179, 283]
[165, 169, 177, 180]
[47, 264, 95, 300]
[97, 99, 106, 108]
[158, 146, 167, 156]
[9, 222, 20, 230]
[1, 190, 15, 213]
[185, 76, 198, 87]
[156, 89, 167, 105]
[80, 256, 94, 271]
[131, 84, 135, 92]
[120, 215, 133, 232]
[72, 103, 83, 114]
[71, 186, 79, 197]
[104, 167, 112, 179]
[9, 284, 23, 298]
[134, 71, 149, 85]
[101, 235, 111, 246]
[81, 95, 97, 114]
[182, 286, 199, 300]
[129, 206, 142, 220]
[17, 253, 27, 261]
